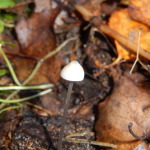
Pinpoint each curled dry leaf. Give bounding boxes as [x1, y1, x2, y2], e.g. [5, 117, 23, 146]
[108, 9, 150, 60]
[95, 72, 150, 150]
[129, 0, 150, 27]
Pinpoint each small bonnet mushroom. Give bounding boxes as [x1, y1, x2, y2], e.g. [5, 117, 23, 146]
[58, 60, 84, 150]
[60, 60, 84, 81]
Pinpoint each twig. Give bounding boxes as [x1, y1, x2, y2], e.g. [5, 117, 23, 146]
[138, 60, 150, 73]
[130, 28, 142, 74]
[95, 55, 122, 68]
[25, 102, 55, 116]
[128, 122, 146, 141]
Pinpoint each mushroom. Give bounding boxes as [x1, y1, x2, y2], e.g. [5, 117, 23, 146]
[58, 60, 84, 150]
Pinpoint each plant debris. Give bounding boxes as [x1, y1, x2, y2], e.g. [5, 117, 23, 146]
[0, 0, 150, 149]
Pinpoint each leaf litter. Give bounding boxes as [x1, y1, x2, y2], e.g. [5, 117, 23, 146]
[0, 0, 150, 150]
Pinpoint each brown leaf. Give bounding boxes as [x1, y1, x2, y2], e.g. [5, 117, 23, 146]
[15, 0, 60, 59]
[129, 0, 150, 27]
[10, 56, 62, 84]
[95, 72, 150, 150]
[10, 57, 49, 84]
[10, 0, 63, 84]
[108, 9, 150, 60]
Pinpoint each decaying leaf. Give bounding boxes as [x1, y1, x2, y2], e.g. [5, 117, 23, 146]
[129, 0, 150, 27]
[11, 0, 62, 84]
[15, 0, 60, 59]
[95, 72, 150, 150]
[10, 57, 48, 84]
[9, 55, 63, 84]
[108, 9, 150, 60]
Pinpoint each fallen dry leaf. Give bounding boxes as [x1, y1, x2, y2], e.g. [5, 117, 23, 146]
[95, 72, 150, 150]
[129, 0, 150, 27]
[10, 57, 49, 84]
[108, 9, 150, 60]
[11, 0, 63, 84]
[10, 56, 62, 84]
[15, 0, 60, 59]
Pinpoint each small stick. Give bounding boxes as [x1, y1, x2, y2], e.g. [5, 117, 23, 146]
[130, 28, 142, 74]
[128, 122, 146, 141]
[25, 101, 55, 116]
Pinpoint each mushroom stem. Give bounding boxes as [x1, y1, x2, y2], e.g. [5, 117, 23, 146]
[58, 82, 74, 150]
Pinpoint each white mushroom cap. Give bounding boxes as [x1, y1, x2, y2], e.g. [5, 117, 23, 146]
[60, 60, 84, 81]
